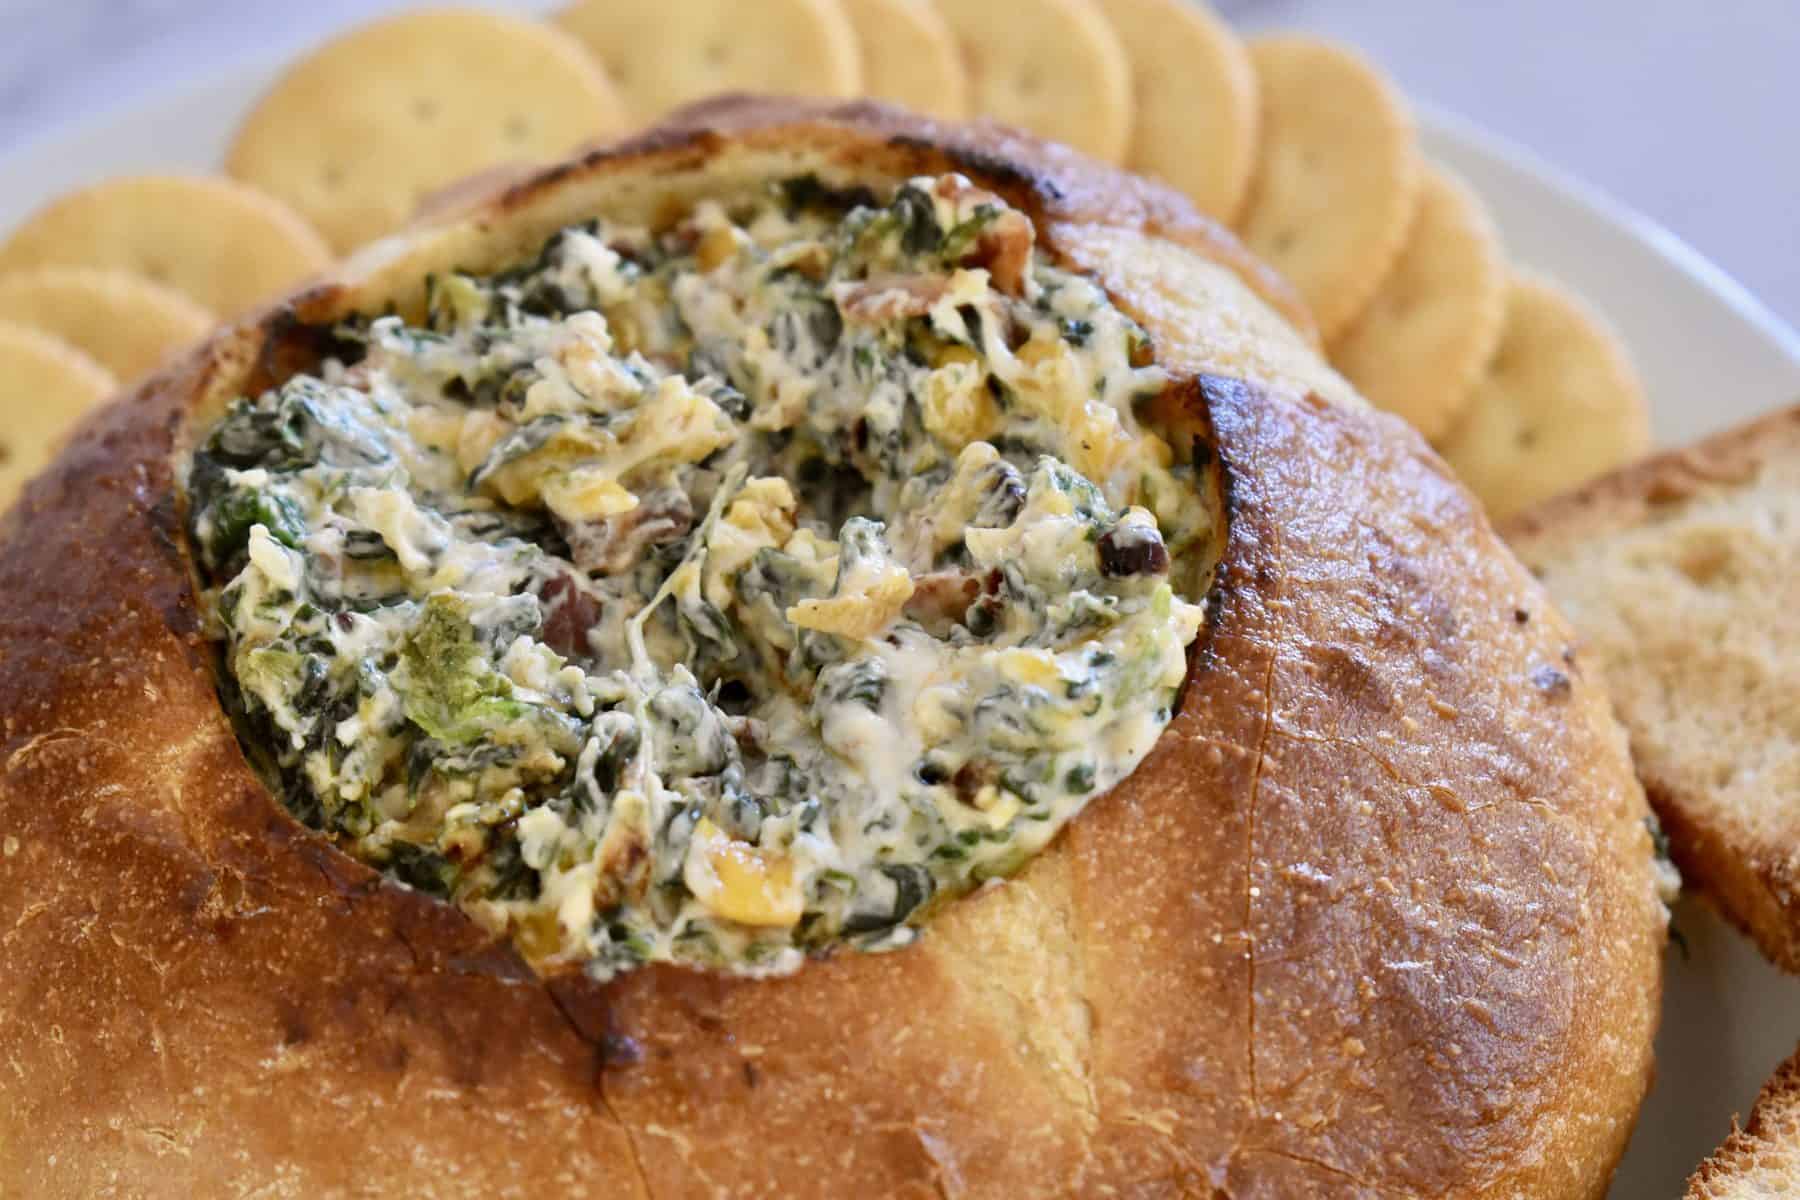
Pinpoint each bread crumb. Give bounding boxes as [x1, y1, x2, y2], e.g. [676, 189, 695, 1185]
[2, 835, 16, 857]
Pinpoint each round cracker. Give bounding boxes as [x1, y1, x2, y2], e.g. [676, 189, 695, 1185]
[555, 0, 860, 124]
[1096, 0, 1257, 221]
[0, 321, 117, 513]
[227, 8, 626, 253]
[1328, 165, 1506, 442]
[0, 175, 329, 317]
[840, 0, 969, 119]
[1439, 273, 1650, 520]
[1237, 37, 1420, 340]
[935, 0, 1132, 163]
[0, 267, 211, 382]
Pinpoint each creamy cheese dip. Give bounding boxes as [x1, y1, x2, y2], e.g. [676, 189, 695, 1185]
[186, 174, 1210, 977]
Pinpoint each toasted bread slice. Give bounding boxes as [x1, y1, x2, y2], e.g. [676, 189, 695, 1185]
[1689, 1044, 1800, 1197]
[1504, 404, 1800, 970]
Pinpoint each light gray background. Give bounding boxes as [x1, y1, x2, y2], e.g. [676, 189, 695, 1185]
[0, 0, 1796, 329]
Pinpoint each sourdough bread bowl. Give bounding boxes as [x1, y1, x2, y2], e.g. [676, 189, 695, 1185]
[0, 98, 1664, 1198]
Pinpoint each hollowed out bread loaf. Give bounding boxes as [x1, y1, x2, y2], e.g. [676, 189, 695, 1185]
[1505, 404, 1800, 972]
[0, 98, 1665, 1198]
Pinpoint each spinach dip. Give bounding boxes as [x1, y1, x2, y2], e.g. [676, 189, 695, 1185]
[185, 174, 1211, 977]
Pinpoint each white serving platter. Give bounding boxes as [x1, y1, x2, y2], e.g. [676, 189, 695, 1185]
[2, 58, 1797, 1200]
[1417, 106, 1800, 1196]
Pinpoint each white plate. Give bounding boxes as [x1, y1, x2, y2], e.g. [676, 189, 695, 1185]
[3, 63, 1798, 1200]
[1419, 108, 1800, 1196]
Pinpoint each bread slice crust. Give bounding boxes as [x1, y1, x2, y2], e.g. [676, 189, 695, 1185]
[1506, 404, 1800, 972]
[0, 97, 1663, 1198]
[1688, 1043, 1800, 1198]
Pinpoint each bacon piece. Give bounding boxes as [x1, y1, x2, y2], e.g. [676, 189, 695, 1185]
[902, 569, 982, 631]
[538, 571, 601, 659]
[964, 211, 1033, 297]
[834, 275, 951, 324]
[558, 485, 694, 576]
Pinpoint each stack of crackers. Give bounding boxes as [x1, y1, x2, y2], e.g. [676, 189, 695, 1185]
[0, 0, 1651, 520]
[0, 176, 331, 506]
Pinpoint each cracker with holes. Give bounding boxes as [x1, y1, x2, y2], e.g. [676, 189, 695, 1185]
[556, 0, 860, 123]
[0, 267, 212, 381]
[1237, 37, 1419, 340]
[226, 8, 625, 253]
[935, 0, 1132, 163]
[1096, 0, 1257, 222]
[0, 175, 328, 317]
[841, 0, 968, 119]
[1329, 165, 1506, 442]
[1439, 273, 1650, 520]
[0, 321, 116, 512]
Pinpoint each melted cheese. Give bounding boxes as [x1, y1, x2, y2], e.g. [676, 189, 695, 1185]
[188, 173, 1212, 979]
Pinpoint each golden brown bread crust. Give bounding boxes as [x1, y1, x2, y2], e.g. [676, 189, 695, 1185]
[0, 98, 1663, 1198]
[1505, 405, 1800, 973]
[1687, 1042, 1800, 1197]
